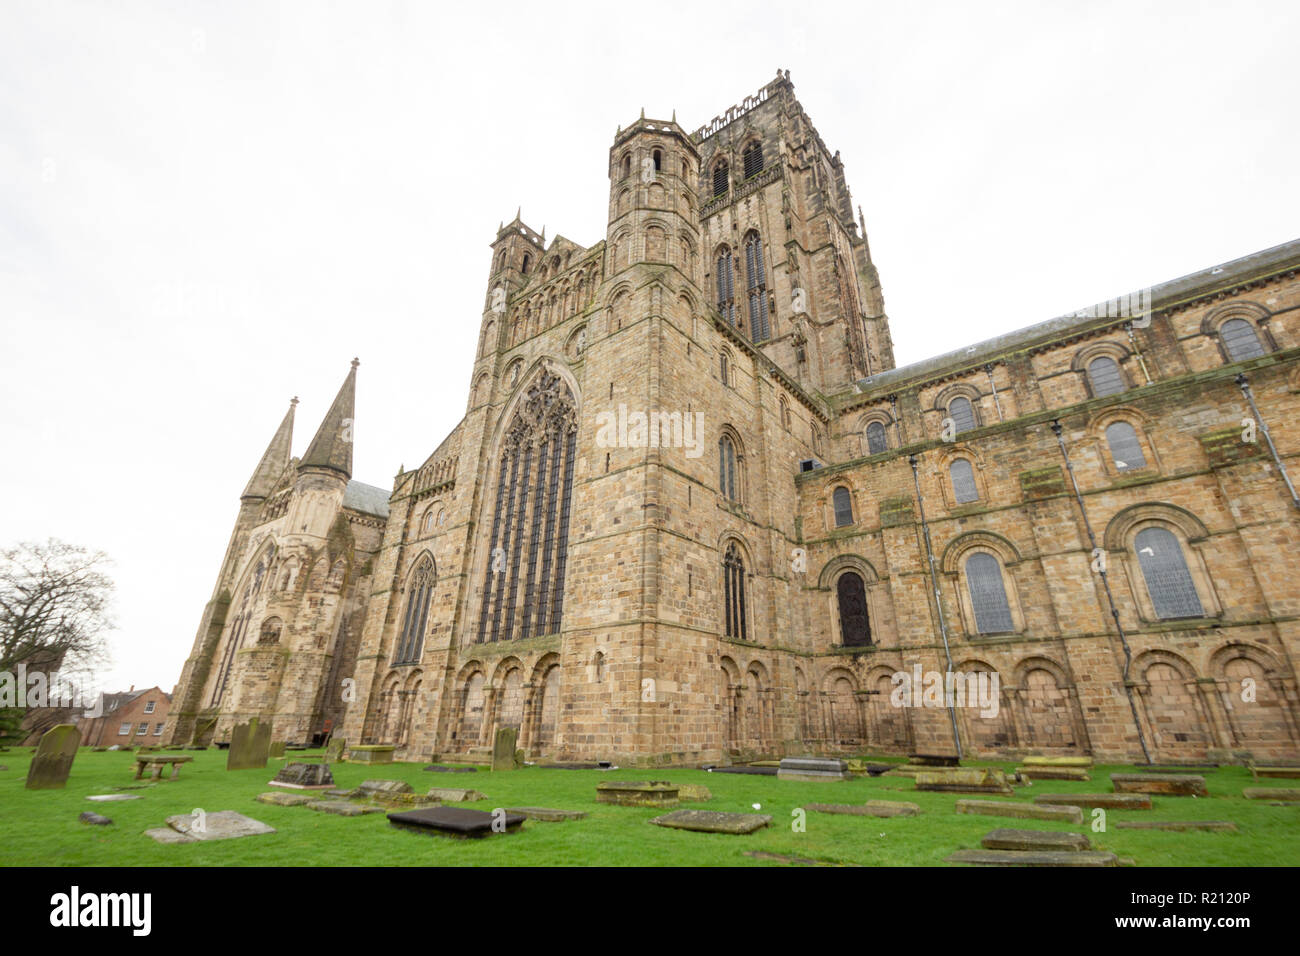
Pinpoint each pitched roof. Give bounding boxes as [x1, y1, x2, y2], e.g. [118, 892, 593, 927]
[343, 480, 390, 519]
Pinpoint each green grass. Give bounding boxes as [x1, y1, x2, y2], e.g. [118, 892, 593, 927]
[0, 749, 1296, 866]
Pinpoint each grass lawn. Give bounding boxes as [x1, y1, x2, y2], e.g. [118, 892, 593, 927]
[1, 748, 1296, 866]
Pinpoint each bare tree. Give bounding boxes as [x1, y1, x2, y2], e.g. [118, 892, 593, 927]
[0, 539, 115, 680]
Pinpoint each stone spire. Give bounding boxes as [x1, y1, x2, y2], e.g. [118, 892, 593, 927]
[241, 397, 297, 500]
[300, 359, 357, 479]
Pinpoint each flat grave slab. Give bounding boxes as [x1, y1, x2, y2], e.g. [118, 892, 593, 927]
[916, 769, 1014, 796]
[424, 765, 478, 773]
[1017, 766, 1090, 782]
[256, 791, 317, 807]
[307, 800, 384, 817]
[268, 762, 335, 789]
[981, 828, 1092, 852]
[348, 745, 395, 764]
[596, 781, 679, 807]
[144, 826, 195, 845]
[706, 765, 777, 776]
[676, 784, 712, 802]
[359, 779, 413, 796]
[1021, 756, 1093, 768]
[86, 794, 141, 802]
[1251, 766, 1300, 780]
[778, 757, 849, 782]
[1111, 773, 1207, 797]
[504, 807, 587, 822]
[955, 799, 1084, 825]
[946, 849, 1118, 867]
[806, 800, 920, 818]
[426, 787, 486, 802]
[1142, 764, 1219, 773]
[79, 812, 112, 826]
[910, 753, 962, 767]
[1242, 787, 1300, 801]
[164, 811, 275, 842]
[1115, 820, 1239, 832]
[649, 809, 772, 834]
[744, 851, 843, 866]
[388, 806, 525, 838]
[1034, 793, 1151, 810]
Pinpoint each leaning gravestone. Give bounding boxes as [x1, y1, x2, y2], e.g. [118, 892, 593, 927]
[268, 741, 286, 759]
[227, 718, 272, 771]
[25, 724, 80, 790]
[325, 737, 346, 762]
[491, 726, 520, 771]
[268, 761, 335, 789]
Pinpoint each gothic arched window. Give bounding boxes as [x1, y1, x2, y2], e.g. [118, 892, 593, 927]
[837, 572, 871, 647]
[1087, 356, 1126, 397]
[950, 458, 978, 504]
[1135, 527, 1203, 619]
[722, 542, 748, 641]
[476, 370, 579, 643]
[1105, 421, 1146, 471]
[712, 160, 729, 198]
[832, 486, 854, 527]
[742, 141, 764, 179]
[395, 555, 434, 664]
[1219, 318, 1266, 361]
[865, 421, 888, 455]
[719, 432, 741, 503]
[716, 248, 736, 325]
[965, 552, 1014, 634]
[744, 231, 769, 341]
[949, 396, 976, 433]
[719, 350, 730, 387]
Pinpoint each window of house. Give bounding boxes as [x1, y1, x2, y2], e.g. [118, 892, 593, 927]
[966, 552, 1014, 634]
[135, 723, 147, 735]
[154, 723, 164, 735]
[950, 459, 978, 504]
[1135, 527, 1204, 619]
[118, 723, 132, 736]
[716, 248, 736, 325]
[143, 700, 155, 714]
[1087, 356, 1126, 397]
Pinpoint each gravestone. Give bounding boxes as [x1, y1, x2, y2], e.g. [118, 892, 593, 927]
[805, 800, 920, 818]
[1111, 773, 1207, 797]
[676, 784, 713, 802]
[1115, 820, 1238, 832]
[1242, 787, 1300, 801]
[348, 745, 394, 764]
[915, 768, 1013, 796]
[946, 849, 1118, 867]
[649, 810, 772, 834]
[86, 794, 141, 802]
[268, 741, 286, 759]
[359, 779, 413, 797]
[79, 811, 112, 826]
[388, 806, 525, 838]
[1252, 766, 1300, 779]
[909, 753, 961, 767]
[1021, 756, 1093, 769]
[491, 727, 521, 771]
[425, 765, 477, 773]
[955, 799, 1084, 825]
[777, 757, 848, 782]
[25, 724, 80, 790]
[308, 800, 384, 816]
[256, 791, 316, 807]
[596, 781, 679, 807]
[325, 737, 346, 762]
[981, 828, 1092, 852]
[706, 765, 777, 776]
[227, 718, 272, 771]
[1017, 766, 1090, 782]
[504, 807, 587, 822]
[1034, 793, 1151, 810]
[269, 761, 335, 789]
[426, 787, 486, 802]
[163, 810, 276, 842]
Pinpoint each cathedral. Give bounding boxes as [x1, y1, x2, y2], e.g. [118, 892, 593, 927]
[164, 71, 1300, 766]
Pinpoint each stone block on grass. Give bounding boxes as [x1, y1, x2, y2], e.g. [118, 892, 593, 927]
[956, 800, 1084, 824]
[777, 757, 848, 782]
[348, 745, 395, 764]
[596, 781, 679, 807]
[649, 810, 772, 834]
[79, 812, 112, 826]
[980, 828, 1092, 852]
[1115, 820, 1239, 832]
[388, 806, 525, 838]
[426, 787, 486, 802]
[504, 807, 587, 822]
[256, 791, 317, 807]
[1017, 766, 1090, 782]
[1111, 773, 1208, 797]
[1034, 793, 1151, 810]
[25, 724, 80, 790]
[1242, 787, 1300, 801]
[226, 718, 272, 771]
[915, 768, 1013, 796]
[165, 811, 275, 841]
[805, 800, 920, 818]
[307, 800, 384, 817]
[946, 849, 1117, 867]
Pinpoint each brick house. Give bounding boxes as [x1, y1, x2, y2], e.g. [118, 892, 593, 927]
[79, 687, 172, 747]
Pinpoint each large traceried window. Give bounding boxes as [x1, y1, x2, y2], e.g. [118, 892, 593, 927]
[476, 370, 579, 643]
[1135, 527, 1204, 619]
[1105, 421, 1146, 471]
[744, 232, 770, 341]
[1087, 356, 1126, 397]
[394, 555, 434, 664]
[211, 551, 270, 707]
[965, 552, 1014, 634]
[1219, 318, 1267, 361]
[723, 542, 748, 641]
[716, 248, 736, 326]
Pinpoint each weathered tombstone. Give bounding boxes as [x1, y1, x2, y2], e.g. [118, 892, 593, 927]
[359, 779, 413, 797]
[426, 786, 487, 802]
[805, 800, 920, 818]
[1111, 773, 1207, 797]
[955, 799, 1084, 825]
[777, 757, 848, 782]
[348, 745, 394, 764]
[388, 806, 525, 838]
[164, 810, 275, 841]
[596, 781, 679, 807]
[256, 791, 316, 807]
[1115, 820, 1238, 832]
[981, 828, 1092, 852]
[79, 811, 113, 826]
[325, 737, 346, 762]
[649, 810, 772, 834]
[1242, 787, 1300, 801]
[946, 849, 1118, 867]
[25, 724, 80, 790]
[226, 718, 271, 771]
[268, 761, 335, 789]
[268, 741, 286, 759]
[504, 807, 587, 822]
[1034, 792, 1151, 810]
[491, 726, 520, 771]
[915, 768, 1014, 796]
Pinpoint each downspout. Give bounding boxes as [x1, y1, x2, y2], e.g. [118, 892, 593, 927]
[1237, 373, 1300, 511]
[907, 454, 963, 759]
[1050, 421, 1152, 764]
[984, 364, 1004, 422]
[1124, 321, 1153, 385]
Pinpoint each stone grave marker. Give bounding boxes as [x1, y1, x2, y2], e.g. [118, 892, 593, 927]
[1243, 787, 1300, 801]
[425, 764, 477, 773]
[1251, 765, 1300, 780]
[268, 741, 286, 759]
[325, 737, 346, 761]
[226, 718, 272, 771]
[915, 768, 1013, 796]
[426, 786, 486, 802]
[504, 807, 587, 822]
[388, 806, 525, 838]
[308, 800, 384, 817]
[676, 784, 712, 802]
[359, 779, 413, 797]
[805, 800, 920, 818]
[491, 726, 521, 771]
[348, 745, 394, 764]
[1115, 820, 1238, 832]
[981, 828, 1092, 852]
[946, 849, 1118, 867]
[1034, 793, 1151, 810]
[596, 781, 679, 807]
[777, 757, 848, 782]
[268, 761, 334, 789]
[1111, 773, 1207, 797]
[706, 765, 777, 776]
[256, 791, 316, 807]
[79, 811, 112, 826]
[649, 810, 772, 834]
[1017, 765, 1090, 782]
[25, 724, 80, 790]
[86, 794, 141, 802]
[163, 810, 276, 842]
[955, 799, 1084, 825]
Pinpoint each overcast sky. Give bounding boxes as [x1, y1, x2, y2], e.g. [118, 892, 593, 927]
[2, 1, 1297, 695]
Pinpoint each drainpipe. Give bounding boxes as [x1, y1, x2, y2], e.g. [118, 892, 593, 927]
[907, 454, 963, 759]
[1124, 321, 1153, 385]
[1237, 373, 1300, 511]
[984, 364, 1004, 421]
[889, 394, 906, 446]
[1050, 421, 1152, 764]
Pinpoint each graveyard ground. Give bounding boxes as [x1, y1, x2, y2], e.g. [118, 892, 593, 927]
[0, 749, 1296, 866]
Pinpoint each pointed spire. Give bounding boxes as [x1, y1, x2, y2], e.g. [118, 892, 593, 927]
[300, 360, 357, 479]
[242, 398, 296, 499]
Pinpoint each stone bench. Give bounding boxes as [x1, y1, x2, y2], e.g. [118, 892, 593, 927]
[133, 755, 194, 781]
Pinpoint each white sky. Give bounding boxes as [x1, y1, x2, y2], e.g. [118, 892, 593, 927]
[2, 1, 1297, 695]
